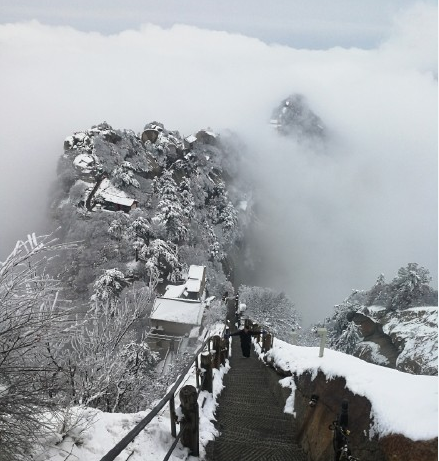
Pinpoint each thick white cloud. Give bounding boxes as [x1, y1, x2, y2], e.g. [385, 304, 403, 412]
[0, 2, 436, 323]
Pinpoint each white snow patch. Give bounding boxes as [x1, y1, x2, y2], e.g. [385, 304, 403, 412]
[357, 341, 390, 365]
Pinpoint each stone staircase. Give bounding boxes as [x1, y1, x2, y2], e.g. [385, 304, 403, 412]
[205, 335, 308, 461]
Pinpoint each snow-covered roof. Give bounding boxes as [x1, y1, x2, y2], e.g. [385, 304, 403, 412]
[185, 265, 205, 293]
[96, 178, 136, 207]
[73, 153, 95, 171]
[163, 284, 186, 299]
[188, 265, 205, 280]
[159, 266, 205, 306]
[185, 134, 197, 143]
[186, 278, 201, 293]
[202, 130, 217, 138]
[150, 298, 204, 325]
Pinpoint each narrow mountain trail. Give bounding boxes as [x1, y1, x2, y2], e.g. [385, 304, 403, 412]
[205, 335, 308, 461]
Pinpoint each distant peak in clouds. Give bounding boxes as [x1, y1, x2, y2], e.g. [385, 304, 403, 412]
[270, 94, 326, 143]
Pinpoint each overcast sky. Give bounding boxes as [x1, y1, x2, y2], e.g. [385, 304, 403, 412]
[0, 1, 437, 324]
[1, 0, 436, 49]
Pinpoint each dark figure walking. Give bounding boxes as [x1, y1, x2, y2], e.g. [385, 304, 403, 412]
[227, 326, 265, 358]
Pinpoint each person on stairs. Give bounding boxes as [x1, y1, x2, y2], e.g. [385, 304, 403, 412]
[226, 325, 266, 358]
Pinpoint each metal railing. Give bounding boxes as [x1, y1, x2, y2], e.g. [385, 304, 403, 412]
[100, 324, 229, 461]
[329, 400, 360, 461]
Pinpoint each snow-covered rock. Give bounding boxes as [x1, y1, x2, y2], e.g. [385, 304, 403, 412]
[270, 93, 325, 141]
[352, 305, 438, 375]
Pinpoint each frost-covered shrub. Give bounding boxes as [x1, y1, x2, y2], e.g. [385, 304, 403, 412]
[238, 285, 300, 341]
[45, 284, 160, 413]
[203, 299, 227, 328]
[92, 268, 128, 313]
[0, 235, 78, 461]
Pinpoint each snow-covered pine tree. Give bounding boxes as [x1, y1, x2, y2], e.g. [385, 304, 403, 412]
[92, 268, 129, 315]
[387, 263, 433, 310]
[154, 170, 189, 243]
[111, 161, 140, 189]
[201, 221, 224, 261]
[127, 215, 154, 244]
[365, 273, 388, 306]
[138, 238, 183, 283]
[178, 177, 195, 221]
[327, 290, 365, 348]
[333, 321, 363, 354]
[220, 199, 239, 244]
[107, 213, 130, 241]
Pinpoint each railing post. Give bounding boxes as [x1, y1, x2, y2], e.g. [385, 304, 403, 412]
[262, 333, 273, 352]
[169, 394, 176, 438]
[220, 338, 228, 365]
[317, 328, 327, 357]
[211, 335, 221, 369]
[179, 385, 199, 456]
[200, 351, 213, 393]
[195, 356, 200, 389]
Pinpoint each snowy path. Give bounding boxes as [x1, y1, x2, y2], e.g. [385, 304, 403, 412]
[205, 336, 307, 461]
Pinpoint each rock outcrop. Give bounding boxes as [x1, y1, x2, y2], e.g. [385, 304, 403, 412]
[353, 306, 438, 375]
[270, 94, 325, 141]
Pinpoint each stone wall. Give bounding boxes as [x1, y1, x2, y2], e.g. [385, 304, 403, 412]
[290, 370, 438, 461]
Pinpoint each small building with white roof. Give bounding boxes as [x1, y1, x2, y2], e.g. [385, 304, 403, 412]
[150, 298, 204, 336]
[94, 178, 137, 213]
[150, 265, 207, 336]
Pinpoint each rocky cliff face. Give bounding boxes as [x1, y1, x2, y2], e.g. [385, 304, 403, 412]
[353, 306, 437, 375]
[51, 120, 252, 304]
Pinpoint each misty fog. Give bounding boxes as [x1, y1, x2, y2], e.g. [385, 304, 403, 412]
[0, 3, 436, 324]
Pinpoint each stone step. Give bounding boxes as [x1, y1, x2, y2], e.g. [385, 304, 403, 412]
[205, 342, 307, 461]
[206, 438, 308, 461]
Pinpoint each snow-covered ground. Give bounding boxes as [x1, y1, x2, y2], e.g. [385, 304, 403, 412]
[34, 325, 229, 461]
[35, 329, 437, 460]
[34, 365, 229, 461]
